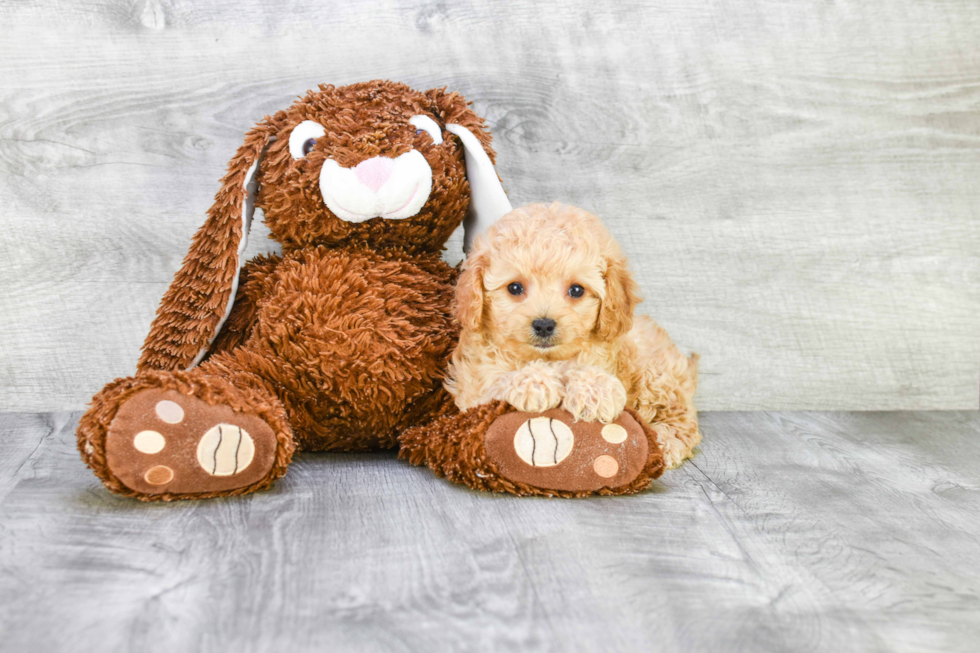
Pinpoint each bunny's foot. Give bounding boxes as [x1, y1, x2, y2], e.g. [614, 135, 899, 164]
[399, 403, 664, 497]
[78, 371, 294, 501]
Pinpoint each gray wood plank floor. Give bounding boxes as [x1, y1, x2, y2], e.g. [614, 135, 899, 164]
[0, 411, 977, 652]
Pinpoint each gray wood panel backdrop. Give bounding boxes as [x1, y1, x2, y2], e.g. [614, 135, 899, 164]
[2, 0, 979, 412]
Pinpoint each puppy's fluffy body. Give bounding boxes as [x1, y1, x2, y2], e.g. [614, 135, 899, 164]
[447, 202, 701, 468]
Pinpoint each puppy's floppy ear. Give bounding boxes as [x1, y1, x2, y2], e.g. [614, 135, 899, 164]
[138, 121, 276, 372]
[426, 88, 512, 254]
[454, 246, 489, 332]
[596, 254, 642, 341]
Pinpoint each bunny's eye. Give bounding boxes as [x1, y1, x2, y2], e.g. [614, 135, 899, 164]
[409, 115, 443, 144]
[289, 120, 326, 159]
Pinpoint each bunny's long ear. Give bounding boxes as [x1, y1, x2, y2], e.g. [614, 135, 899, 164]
[445, 124, 512, 253]
[137, 123, 275, 372]
[426, 88, 512, 254]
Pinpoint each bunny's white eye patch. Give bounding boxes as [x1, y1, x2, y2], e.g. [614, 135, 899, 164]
[289, 120, 326, 159]
[409, 115, 443, 144]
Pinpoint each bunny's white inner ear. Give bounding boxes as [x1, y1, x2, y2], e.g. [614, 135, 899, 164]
[186, 140, 271, 369]
[446, 124, 512, 254]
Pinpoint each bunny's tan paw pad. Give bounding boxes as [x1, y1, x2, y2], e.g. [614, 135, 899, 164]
[105, 389, 279, 497]
[484, 409, 649, 492]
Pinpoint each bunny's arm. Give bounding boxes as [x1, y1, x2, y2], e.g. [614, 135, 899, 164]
[203, 254, 283, 360]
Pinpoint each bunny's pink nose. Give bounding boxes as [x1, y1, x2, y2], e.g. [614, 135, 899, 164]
[353, 157, 395, 193]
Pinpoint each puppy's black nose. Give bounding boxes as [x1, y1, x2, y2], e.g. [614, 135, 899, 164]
[532, 318, 557, 338]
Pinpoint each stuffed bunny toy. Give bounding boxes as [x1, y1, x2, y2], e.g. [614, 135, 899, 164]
[78, 80, 666, 501]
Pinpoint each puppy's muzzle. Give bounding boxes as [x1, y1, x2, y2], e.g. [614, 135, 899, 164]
[319, 151, 433, 223]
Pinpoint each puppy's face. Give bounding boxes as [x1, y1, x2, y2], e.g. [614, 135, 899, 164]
[455, 203, 641, 363]
[482, 247, 605, 361]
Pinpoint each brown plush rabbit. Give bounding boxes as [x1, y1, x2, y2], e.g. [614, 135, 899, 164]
[77, 80, 665, 501]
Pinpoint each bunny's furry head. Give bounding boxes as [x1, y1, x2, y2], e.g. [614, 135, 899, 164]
[139, 80, 510, 371]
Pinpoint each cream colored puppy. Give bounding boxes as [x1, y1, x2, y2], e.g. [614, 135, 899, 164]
[446, 202, 701, 468]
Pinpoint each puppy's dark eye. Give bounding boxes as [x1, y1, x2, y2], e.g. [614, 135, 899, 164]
[568, 284, 585, 298]
[302, 138, 317, 156]
[507, 282, 524, 296]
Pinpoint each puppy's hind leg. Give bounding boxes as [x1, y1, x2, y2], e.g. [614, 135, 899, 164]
[630, 319, 701, 469]
[637, 398, 700, 470]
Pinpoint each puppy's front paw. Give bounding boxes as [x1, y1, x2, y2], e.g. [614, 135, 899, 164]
[493, 362, 564, 413]
[562, 366, 627, 423]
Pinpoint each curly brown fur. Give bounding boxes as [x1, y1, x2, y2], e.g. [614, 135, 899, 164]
[399, 403, 665, 497]
[196, 247, 458, 452]
[208, 254, 283, 356]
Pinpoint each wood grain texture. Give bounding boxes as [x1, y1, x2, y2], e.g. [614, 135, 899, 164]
[2, 0, 980, 411]
[1, 409, 979, 652]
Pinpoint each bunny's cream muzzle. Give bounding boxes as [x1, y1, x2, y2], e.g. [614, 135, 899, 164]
[319, 151, 433, 223]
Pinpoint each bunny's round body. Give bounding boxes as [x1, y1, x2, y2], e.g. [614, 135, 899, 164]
[78, 81, 512, 498]
[203, 245, 458, 452]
